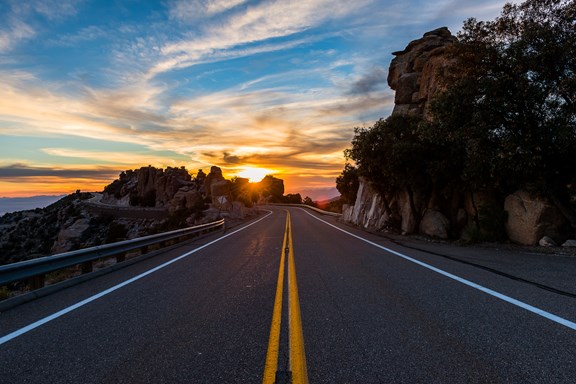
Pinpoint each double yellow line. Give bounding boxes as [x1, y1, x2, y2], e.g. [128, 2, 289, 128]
[263, 211, 309, 384]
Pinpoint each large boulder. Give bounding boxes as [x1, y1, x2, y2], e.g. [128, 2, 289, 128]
[504, 190, 567, 245]
[419, 209, 450, 239]
[169, 187, 202, 214]
[51, 218, 90, 254]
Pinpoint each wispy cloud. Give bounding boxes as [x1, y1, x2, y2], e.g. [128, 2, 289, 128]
[169, 0, 248, 21]
[0, 17, 35, 52]
[153, 0, 371, 76]
[49, 25, 107, 47]
[0, 0, 82, 52]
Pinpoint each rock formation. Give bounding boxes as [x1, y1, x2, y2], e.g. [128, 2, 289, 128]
[343, 28, 457, 236]
[387, 27, 457, 118]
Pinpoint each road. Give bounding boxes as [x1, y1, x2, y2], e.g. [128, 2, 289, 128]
[1, 206, 575, 383]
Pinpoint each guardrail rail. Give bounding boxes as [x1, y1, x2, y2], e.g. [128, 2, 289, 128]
[0, 219, 225, 291]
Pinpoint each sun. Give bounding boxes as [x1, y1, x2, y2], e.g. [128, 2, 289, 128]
[236, 167, 274, 183]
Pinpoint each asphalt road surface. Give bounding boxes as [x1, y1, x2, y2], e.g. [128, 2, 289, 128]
[1, 206, 575, 383]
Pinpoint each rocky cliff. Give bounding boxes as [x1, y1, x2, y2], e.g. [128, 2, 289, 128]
[341, 28, 573, 246]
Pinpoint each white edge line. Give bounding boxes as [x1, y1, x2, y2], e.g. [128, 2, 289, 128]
[300, 209, 576, 331]
[0, 211, 274, 346]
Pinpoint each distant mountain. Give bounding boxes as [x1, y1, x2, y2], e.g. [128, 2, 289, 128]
[0, 195, 66, 217]
[296, 187, 339, 202]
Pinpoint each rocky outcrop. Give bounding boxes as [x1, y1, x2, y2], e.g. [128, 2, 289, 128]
[204, 166, 225, 198]
[342, 177, 390, 231]
[51, 218, 90, 254]
[169, 187, 203, 214]
[504, 190, 567, 245]
[388, 27, 457, 118]
[342, 28, 458, 238]
[134, 166, 194, 207]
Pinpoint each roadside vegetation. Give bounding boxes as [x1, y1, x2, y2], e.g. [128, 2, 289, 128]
[339, 0, 576, 240]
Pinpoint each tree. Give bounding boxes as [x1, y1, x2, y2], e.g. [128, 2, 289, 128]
[230, 177, 253, 207]
[303, 196, 316, 207]
[336, 164, 359, 204]
[283, 193, 303, 204]
[258, 175, 285, 202]
[344, 114, 459, 221]
[430, 0, 576, 229]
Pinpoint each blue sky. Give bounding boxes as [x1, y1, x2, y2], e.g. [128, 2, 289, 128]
[0, 0, 513, 198]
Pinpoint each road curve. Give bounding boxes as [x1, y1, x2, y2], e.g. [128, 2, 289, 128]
[1, 206, 575, 383]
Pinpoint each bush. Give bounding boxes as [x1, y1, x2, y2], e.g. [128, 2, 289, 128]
[460, 204, 508, 244]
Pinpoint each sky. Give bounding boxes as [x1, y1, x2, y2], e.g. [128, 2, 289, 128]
[0, 0, 513, 199]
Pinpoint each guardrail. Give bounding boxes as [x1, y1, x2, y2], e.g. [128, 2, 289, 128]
[270, 203, 342, 217]
[0, 219, 225, 290]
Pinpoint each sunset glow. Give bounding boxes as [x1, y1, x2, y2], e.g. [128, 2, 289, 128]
[236, 168, 276, 183]
[0, 0, 512, 199]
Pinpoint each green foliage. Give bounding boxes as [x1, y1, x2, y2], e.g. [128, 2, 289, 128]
[283, 193, 303, 204]
[258, 175, 285, 202]
[431, 0, 576, 224]
[460, 204, 509, 244]
[336, 164, 359, 204]
[345, 114, 460, 199]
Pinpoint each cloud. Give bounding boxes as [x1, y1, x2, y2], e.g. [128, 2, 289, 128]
[347, 67, 389, 96]
[154, 0, 371, 76]
[0, 163, 117, 179]
[0, 0, 83, 52]
[169, 0, 248, 21]
[50, 25, 107, 47]
[41, 148, 189, 167]
[0, 17, 35, 52]
[10, 0, 82, 21]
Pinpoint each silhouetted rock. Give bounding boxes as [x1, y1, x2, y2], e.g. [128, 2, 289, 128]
[203, 166, 225, 198]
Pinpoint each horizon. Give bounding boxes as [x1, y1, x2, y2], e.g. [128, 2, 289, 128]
[0, 0, 513, 198]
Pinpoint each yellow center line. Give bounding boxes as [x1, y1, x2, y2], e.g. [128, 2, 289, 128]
[262, 211, 309, 384]
[262, 213, 288, 384]
[287, 212, 309, 384]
